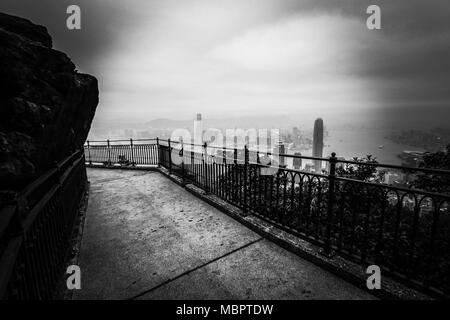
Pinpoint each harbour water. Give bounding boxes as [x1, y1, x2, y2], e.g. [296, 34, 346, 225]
[287, 127, 425, 166]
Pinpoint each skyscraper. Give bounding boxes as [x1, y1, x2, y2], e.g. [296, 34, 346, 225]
[278, 141, 286, 167]
[312, 118, 324, 172]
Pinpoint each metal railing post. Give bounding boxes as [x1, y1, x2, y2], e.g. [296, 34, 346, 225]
[324, 152, 337, 256]
[222, 149, 227, 199]
[243, 145, 249, 213]
[107, 139, 112, 166]
[203, 142, 209, 193]
[87, 140, 92, 165]
[191, 146, 195, 180]
[130, 138, 135, 166]
[180, 139, 185, 184]
[233, 147, 238, 202]
[168, 139, 172, 174]
[156, 137, 160, 167]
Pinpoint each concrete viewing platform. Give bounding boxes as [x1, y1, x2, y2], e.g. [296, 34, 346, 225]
[74, 168, 375, 300]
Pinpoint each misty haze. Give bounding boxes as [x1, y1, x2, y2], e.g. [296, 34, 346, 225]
[1, 0, 450, 303]
[3, 0, 450, 164]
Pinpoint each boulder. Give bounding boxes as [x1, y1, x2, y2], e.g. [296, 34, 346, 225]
[0, 12, 98, 191]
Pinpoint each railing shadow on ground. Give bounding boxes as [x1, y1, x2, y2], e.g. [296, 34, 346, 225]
[84, 138, 450, 298]
[0, 150, 87, 299]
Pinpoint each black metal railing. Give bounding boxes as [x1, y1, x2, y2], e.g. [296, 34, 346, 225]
[84, 138, 450, 297]
[0, 150, 87, 299]
[85, 138, 159, 166]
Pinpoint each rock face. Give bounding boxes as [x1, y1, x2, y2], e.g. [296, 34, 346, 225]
[0, 13, 98, 190]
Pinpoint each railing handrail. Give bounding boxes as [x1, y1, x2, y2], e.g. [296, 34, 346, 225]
[21, 150, 83, 199]
[1, 150, 85, 236]
[0, 149, 87, 299]
[84, 137, 450, 175]
[87, 138, 157, 143]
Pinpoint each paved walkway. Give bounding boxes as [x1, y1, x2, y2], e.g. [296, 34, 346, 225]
[74, 168, 375, 300]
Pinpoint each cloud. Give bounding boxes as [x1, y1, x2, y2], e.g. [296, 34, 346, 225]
[2, 0, 450, 125]
[209, 14, 366, 73]
[0, 0, 140, 73]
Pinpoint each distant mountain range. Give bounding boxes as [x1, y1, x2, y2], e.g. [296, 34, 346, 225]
[144, 115, 309, 130]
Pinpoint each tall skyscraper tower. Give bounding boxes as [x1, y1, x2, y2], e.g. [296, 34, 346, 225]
[312, 118, 324, 172]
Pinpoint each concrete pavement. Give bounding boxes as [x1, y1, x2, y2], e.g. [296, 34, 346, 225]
[74, 168, 375, 300]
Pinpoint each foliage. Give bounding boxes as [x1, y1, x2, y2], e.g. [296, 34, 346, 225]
[335, 155, 385, 182]
[413, 144, 450, 194]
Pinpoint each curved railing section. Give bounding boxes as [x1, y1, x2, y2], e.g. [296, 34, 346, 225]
[84, 138, 450, 297]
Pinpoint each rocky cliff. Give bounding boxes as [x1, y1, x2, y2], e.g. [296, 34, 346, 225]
[0, 12, 98, 191]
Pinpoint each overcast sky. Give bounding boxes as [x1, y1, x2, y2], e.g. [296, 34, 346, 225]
[1, 0, 450, 126]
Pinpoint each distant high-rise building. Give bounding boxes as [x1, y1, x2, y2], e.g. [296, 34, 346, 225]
[293, 152, 302, 170]
[312, 118, 324, 172]
[278, 142, 286, 167]
[273, 141, 286, 167]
